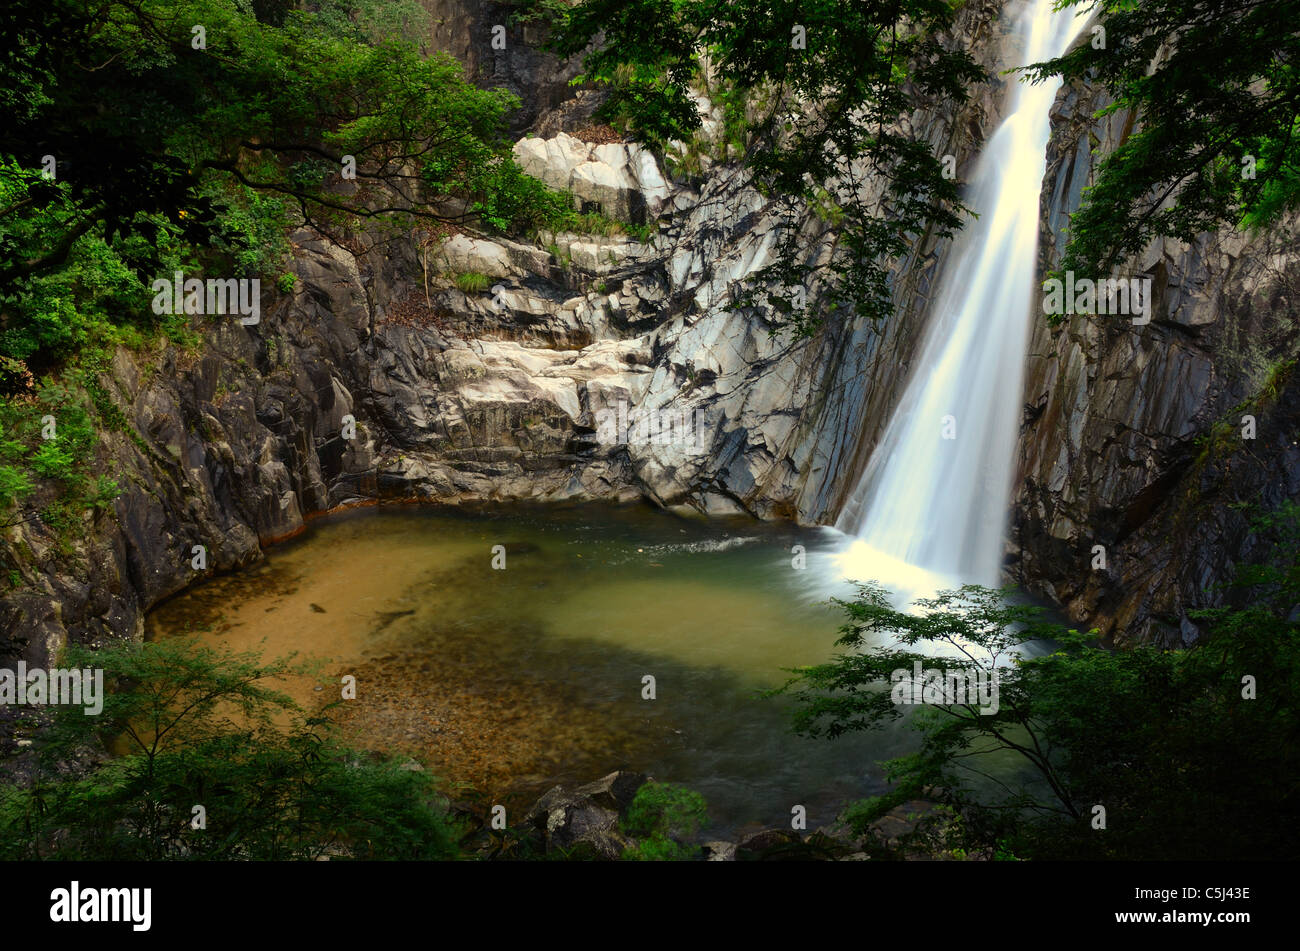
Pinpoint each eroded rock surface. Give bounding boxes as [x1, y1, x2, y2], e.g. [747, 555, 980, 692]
[1010, 78, 1300, 644]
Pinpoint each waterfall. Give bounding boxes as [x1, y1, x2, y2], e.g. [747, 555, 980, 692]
[834, 0, 1090, 601]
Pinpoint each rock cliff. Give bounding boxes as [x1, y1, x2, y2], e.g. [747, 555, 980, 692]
[1011, 75, 1300, 645]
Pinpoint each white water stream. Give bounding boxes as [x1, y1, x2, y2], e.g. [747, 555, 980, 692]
[834, 0, 1091, 604]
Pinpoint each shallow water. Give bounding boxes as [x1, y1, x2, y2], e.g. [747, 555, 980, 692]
[147, 503, 925, 836]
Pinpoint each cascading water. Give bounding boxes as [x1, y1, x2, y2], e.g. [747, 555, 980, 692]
[834, 0, 1090, 603]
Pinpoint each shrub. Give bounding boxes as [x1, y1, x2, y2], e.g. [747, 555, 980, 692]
[621, 781, 708, 861]
[0, 464, 33, 511]
[779, 502, 1300, 860]
[0, 638, 466, 860]
[454, 271, 491, 293]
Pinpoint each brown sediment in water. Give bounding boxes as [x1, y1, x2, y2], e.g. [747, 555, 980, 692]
[146, 513, 661, 804]
[330, 648, 658, 807]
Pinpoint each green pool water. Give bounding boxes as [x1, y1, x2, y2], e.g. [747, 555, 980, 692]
[147, 502, 923, 837]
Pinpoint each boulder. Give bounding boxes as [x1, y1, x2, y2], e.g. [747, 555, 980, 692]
[513, 132, 672, 224]
[520, 773, 649, 860]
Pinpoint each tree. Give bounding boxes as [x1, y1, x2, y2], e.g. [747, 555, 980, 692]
[778, 503, 1300, 859]
[0, 0, 573, 374]
[1023, 0, 1300, 286]
[0, 638, 464, 860]
[549, 0, 985, 334]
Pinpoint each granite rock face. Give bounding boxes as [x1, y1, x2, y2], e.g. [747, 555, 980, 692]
[513, 132, 672, 224]
[420, 0, 589, 134]
[1009, 78, 1300, 645]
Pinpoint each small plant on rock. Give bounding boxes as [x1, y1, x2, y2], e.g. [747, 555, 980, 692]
[454, 271, 491, 293]
[620, 781, 708, 861]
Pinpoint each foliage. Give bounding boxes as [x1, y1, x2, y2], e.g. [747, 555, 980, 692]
[454, 272, 492, 293]
[570, 211, 627, 237]
[779, 502, 1300, 859]
[622, 833, 699, 860]
[508, 0, 575, 27]
[199, 181, 292, 279]
[620, 781, 708, 860]
[622, 221, 656, 243]
[0, 157, 196, 379]
[305, 0, 430, 45]
[0, 380, 116, 533]
[427, 149, 577, 236]
[0, 461, 32, 512]
[537, 210, 657, 244]
[0, 0, 566, 377]
[1023, 0, 1300, 281]
[550, 0, 984, 334]
[0, 638, 464, 860]
[0, 0, 582, 537]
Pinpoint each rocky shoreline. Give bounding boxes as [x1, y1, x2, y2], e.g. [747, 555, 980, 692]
[455, 770, 942, 862]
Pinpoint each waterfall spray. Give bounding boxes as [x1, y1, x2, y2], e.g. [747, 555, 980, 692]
[835, 0, 1091, 601]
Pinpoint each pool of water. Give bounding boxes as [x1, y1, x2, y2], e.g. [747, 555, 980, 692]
[147, 502, 926, 837]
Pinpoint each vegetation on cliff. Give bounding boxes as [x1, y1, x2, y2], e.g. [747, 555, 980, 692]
[550, 0, 1300, 331]
[1, 0, 1296, 865]
[0, 0, 584, 549]
[0, 0, 571, 380]
[549, 0, 984, 334]
[1025, 0, 1300, 277]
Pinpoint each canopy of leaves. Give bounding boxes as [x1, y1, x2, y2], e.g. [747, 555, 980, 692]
[549, 0, 985, 335]
[1023, 0, 1300, 283]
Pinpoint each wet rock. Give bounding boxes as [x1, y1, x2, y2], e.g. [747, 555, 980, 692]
[513, 133, 671, 224]
[571, 770, 649, 812]
[0, 0, 1012, 658]
[6, 0, 1285, 664]
[521, 781, 632, 860]
[735, 828, 805, 860]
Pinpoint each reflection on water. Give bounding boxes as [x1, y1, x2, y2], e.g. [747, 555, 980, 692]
[147, 502, 921, 836]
